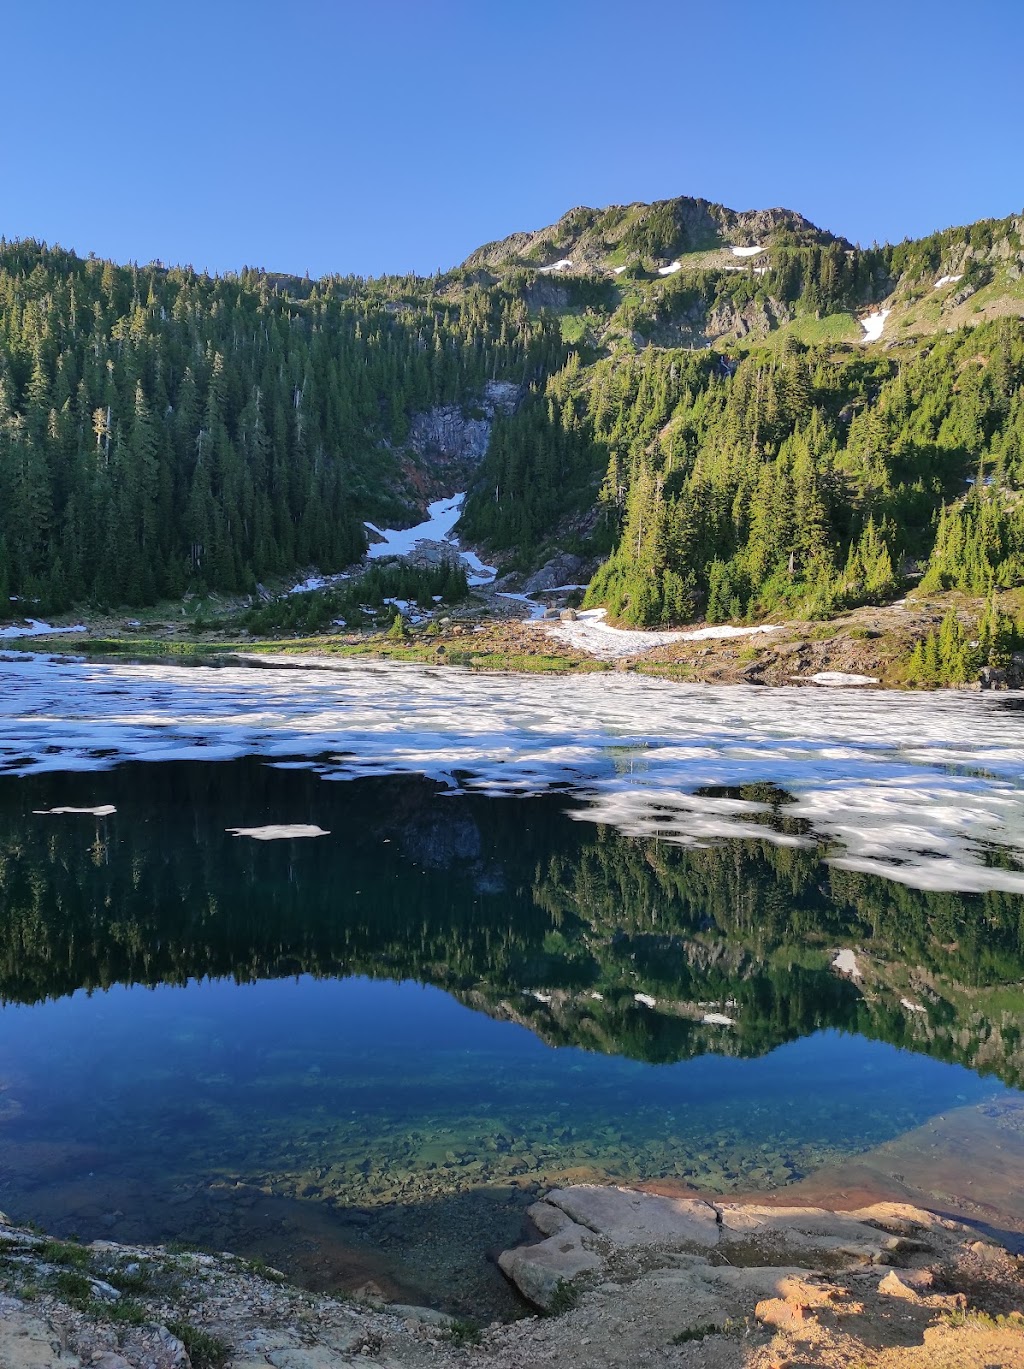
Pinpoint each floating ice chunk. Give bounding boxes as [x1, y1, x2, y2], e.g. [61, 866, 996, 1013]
[701, 1012, 736, 1026]
[226, 824, 330, 841]
[860, 309, 890, 343]
[634, 993, 657, 1008]
[657, 261, 681, 276]
[33, 804, 116, 816]
[731, 245, 765, 257]
[934, 275, 963, 289]
[0, 619, 86, 639]
[832, 949, 862, 978]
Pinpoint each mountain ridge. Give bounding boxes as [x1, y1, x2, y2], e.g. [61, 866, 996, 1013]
[1, 196, 1024, 688]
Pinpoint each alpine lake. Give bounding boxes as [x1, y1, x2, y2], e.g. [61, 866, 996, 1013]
[2, 657, 1024, 1319]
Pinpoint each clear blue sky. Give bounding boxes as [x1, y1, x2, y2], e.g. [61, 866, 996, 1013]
[4, 0, 1022, 278]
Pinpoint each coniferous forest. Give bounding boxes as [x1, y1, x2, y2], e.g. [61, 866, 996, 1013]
[1, 197, 1023, 628]
[0, 240, 559, 609]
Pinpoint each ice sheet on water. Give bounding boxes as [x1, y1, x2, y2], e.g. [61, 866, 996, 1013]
[1, 654, 1023, 894]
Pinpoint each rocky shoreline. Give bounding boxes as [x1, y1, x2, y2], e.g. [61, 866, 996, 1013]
[2, 1184, 1022, 1369]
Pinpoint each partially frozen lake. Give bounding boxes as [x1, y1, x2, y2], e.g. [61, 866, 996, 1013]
[1, 653, 1023, 1311]
[3, 652, 1023, 893]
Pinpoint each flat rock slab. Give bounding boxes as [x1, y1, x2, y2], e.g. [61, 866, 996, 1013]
[546, 1185, 721, 1248]
[717, 1202, 894, 1261]
[0, 1298, 81, 1369]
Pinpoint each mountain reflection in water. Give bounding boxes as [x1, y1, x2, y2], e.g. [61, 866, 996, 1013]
[0, 760, 1021, 1316]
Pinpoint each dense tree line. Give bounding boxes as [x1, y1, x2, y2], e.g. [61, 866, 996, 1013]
[464, 318, 1024, 625]
[0, 240, 561, 609]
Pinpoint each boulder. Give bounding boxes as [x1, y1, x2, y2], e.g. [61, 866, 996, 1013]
[497, 1218, 602, 1309]
[522, 554, 585, 594]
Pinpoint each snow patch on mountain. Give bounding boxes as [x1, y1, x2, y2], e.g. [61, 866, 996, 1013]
[860, 309, 890, 343]
[366, 495, 497, 585]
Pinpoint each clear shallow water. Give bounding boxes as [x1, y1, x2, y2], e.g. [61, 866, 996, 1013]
[0, 656, 1023, 1313]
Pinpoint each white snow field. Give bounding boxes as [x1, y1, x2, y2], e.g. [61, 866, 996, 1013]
[542, 608, 779, 660]
[0, 619, 86, 639]
[657, 261, 682, 276]
[731, 245, 765, 257]
[934, 274, 963, 288]
[537, 259, 573, 274]
[3, 653, 1024, 895]
[365, 494, 496, 585]
[860, 308, 891, 343]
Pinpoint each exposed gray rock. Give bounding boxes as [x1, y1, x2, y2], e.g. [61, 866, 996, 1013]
[547, 1186, 719, 1248]
[522, 554, 585, 594]
[405, 380, 521, 465]
[497, 1217, 602, 1308]
[498, 1185, 961, 1311]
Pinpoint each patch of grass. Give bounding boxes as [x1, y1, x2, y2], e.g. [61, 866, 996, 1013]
[107, 1263, 152, 1294]
[165, 1320, 230, 1369]
[444, 1318, 482, 1346]
[40, 1239, 90, 1269]
[546, 1279, 581, 1315]
[466, 651, 606, 673]
[53, 1269, 93, 1304]
[241, 1256, 287, 1285]
[106, 1297, 148, 1326]
[670, 1316, 743, 1343]
[943, 1308, 1024, 1334]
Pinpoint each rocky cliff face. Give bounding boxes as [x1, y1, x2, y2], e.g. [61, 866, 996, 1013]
[392, 380, 521, 508]
[406, 381, 520, 465]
